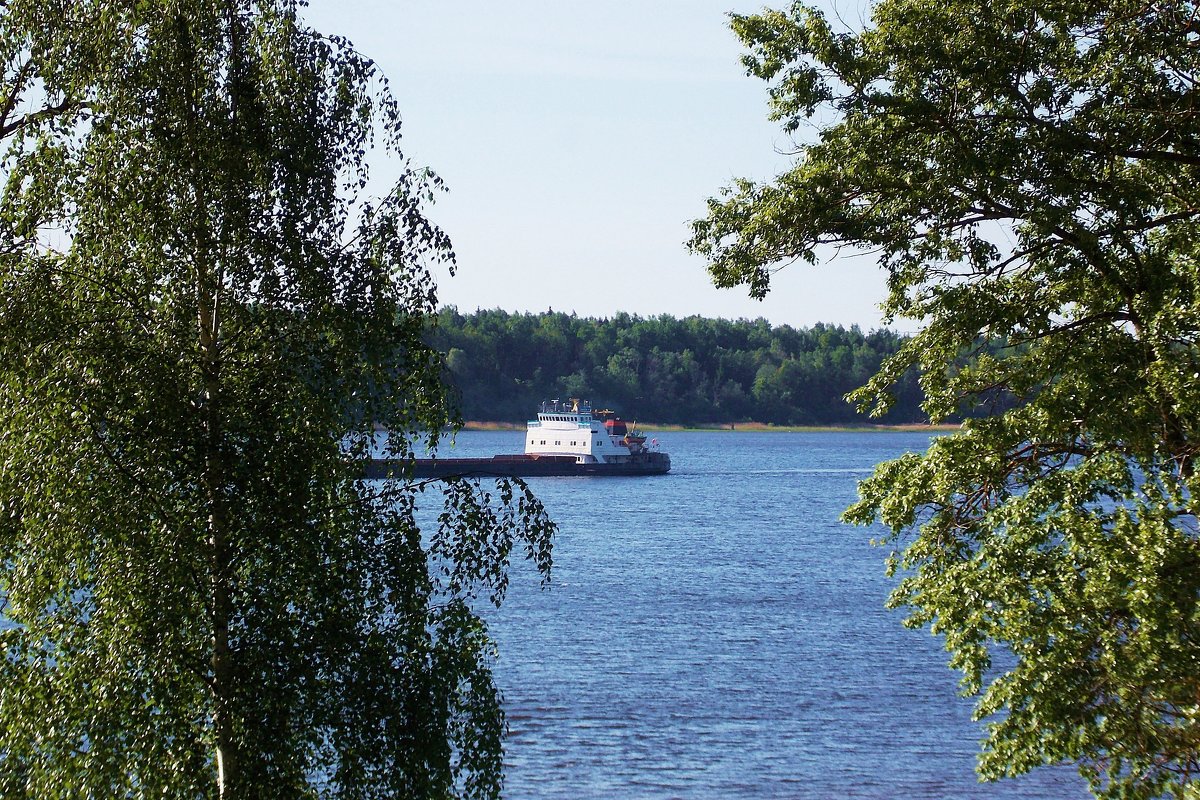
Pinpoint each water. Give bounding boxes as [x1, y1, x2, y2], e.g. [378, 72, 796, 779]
[436, 430, 1088, 799]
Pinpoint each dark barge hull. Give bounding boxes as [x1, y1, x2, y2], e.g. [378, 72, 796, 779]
[366, 452, 671, 479]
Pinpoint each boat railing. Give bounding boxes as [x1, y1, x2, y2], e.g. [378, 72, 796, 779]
[540, 398, 594, 414]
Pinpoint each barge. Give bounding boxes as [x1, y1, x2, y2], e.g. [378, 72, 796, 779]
[367, 400, 670, 479]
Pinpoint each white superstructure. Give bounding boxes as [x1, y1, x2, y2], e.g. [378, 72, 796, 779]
[526, 399, 652, 464]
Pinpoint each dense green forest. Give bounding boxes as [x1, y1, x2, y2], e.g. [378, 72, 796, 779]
[427, 308, 927, 425]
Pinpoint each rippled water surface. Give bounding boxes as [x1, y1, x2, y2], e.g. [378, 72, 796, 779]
[441, 430, 1088, 799]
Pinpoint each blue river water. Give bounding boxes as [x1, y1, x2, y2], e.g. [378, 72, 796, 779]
[438, 430, 1089, 799]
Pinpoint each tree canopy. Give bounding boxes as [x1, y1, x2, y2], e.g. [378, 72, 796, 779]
[0, 2, 552, 797]
[430, 307, 925, 425]
[691, 0, 1200, 796]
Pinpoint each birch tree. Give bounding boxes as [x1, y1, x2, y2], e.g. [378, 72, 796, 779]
[0, 2, 553, 797]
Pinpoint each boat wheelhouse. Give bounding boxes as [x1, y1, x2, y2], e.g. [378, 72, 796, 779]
[527, 399, 658, 465]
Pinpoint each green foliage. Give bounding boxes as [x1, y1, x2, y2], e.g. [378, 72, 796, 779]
[693, 0, 1200, 796]
[0, 2, 553, 797]
[429, 308, 925, 425]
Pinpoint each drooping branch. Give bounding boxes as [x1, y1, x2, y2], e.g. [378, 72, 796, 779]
[0, 57, 83, 139]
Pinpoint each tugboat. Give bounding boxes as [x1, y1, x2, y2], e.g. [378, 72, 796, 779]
[367, 399, 671, 479]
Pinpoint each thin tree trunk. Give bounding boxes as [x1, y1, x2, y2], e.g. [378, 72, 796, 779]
[198, 261, 234, 796]
[198, 5, 241, 792]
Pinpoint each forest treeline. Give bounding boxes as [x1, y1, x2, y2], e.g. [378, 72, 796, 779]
[427, 308, 928, 425]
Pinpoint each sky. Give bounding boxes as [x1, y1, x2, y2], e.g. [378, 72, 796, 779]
[300, 1, 897, 331]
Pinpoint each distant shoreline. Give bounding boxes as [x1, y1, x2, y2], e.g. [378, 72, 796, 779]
[461, 421, 959, 433]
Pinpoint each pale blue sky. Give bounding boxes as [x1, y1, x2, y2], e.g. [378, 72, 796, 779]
[301, 1, 894, 330]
